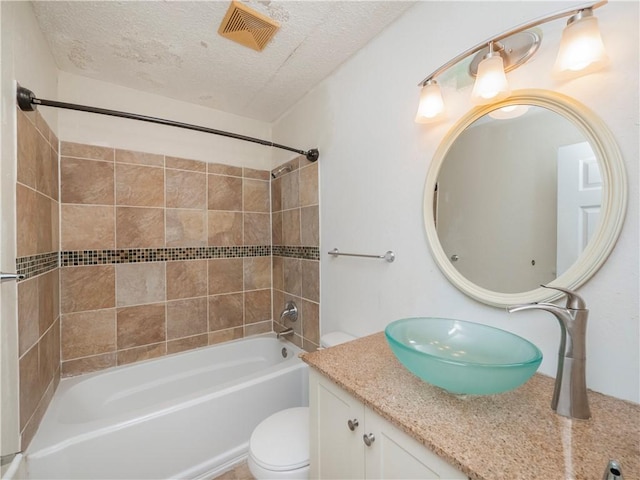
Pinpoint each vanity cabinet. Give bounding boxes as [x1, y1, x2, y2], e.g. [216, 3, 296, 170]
[309, 369, 467, 479]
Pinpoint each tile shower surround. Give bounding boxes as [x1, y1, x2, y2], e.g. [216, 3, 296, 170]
[16, 108, 60, 449]
[54, 143, 320, 376]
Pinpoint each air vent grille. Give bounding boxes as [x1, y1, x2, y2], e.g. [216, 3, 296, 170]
[218, 1, 280, 52]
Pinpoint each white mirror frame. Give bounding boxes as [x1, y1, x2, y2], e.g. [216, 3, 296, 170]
[424, 89, 627, 307]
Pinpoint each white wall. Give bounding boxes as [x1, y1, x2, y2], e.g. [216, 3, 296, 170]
[0, 0, 58, 464]
[273, 1, 639, 402]
[57, 72, 274, 170]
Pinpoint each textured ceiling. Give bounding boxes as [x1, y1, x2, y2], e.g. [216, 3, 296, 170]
[32, 1, 414, 122]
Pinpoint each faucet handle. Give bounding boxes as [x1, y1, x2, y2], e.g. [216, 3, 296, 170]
[540, 285, 587, 310]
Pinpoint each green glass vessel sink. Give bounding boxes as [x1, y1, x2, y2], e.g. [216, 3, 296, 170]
[385, 317, 542, 395]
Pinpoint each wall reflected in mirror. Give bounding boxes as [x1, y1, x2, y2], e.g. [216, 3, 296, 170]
[434, 105, 602, 294]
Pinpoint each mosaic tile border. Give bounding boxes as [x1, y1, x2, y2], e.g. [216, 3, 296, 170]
[16, 252, 59, 280]
[273, 245, 320, 261]
[60, 246, 272, 267]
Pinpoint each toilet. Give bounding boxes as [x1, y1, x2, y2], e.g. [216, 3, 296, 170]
[247, 331, 356, 479]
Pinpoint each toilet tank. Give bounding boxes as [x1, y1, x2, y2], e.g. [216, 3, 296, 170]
[319, 332, 356, 348]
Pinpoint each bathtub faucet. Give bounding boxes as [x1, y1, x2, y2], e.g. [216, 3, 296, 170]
[507, 285, 590, 420]
[280, 301, 298, 322]
[277, 328, 294, 339]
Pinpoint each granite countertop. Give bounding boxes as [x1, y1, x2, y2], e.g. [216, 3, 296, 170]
[301, 332, 639, 480]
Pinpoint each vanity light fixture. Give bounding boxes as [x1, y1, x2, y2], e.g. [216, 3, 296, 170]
[415, 0, 608, 123]
[415, 80, 445, 123]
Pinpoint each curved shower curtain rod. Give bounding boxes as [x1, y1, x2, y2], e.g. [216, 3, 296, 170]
[16, 85, 319, 163]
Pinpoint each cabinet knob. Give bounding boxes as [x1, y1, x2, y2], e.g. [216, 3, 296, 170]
[347, 419, 359, 431]
[363, 433, 375, 446]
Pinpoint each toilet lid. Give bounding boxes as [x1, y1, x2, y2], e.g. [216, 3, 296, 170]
[249, 407, 309, 472]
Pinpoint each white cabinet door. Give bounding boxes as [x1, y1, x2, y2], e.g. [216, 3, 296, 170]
[364, 407, 467, 480]
[310, 370, 365, 479]
[310, 371, 468, 480]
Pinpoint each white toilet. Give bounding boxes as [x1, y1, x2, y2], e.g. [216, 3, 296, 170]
[247, 332, 356, 480]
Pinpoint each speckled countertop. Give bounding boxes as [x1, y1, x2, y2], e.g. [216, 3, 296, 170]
[301, 332, 639, 480]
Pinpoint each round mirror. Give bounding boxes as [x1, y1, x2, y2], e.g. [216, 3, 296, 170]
[424, 90, 627, 307]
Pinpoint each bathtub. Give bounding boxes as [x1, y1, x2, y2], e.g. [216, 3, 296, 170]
[25, 334, 309, 479]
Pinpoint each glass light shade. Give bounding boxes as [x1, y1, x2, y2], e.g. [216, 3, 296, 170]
[415, 82, 445, 123]
[554, 14, 608, 74]
[470, 54, 511, 105]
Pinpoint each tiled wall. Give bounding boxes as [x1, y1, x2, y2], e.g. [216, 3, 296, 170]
[58, 142, 273, 376]
[271, 157, 320, 351]
[16, 108, 60, 448]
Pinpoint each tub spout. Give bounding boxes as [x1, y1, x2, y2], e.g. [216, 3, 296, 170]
[277, 328, 294, 339]
[507, 285, 590, 420]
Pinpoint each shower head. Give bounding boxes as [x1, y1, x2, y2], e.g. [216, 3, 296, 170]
[271, 165, 292, 179]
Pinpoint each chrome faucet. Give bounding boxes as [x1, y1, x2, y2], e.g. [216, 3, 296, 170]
[280, 301, 298, 322]
[507, 285, 590, 420]
[277, 328, 294, 339]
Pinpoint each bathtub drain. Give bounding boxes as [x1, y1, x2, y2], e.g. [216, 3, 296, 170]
[281, 347, 288, 358]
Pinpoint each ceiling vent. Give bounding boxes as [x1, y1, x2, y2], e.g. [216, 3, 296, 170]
[218, 1, 280, 52]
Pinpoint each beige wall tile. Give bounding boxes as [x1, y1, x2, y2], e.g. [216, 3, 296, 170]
[271, 211, 283, 246]
[117, 343, 166, 366]
[243, 168, 270, 180]
[282, 209, 301, 246]
[166, 209, 206, 247]
[301, 260, 320, 302]
[51, 197, 60, 252]
[61, 266, 116, 314]
[36, 133, 56, 199]
[60, 157, 114, 205]
[208, 293, 243, 331]
[244, 257, 271, 290]
[116, 207, 165, 248]
[115, 163, 164, 207]
[243, 179, 270, 213]
[61, 309, 116, 360]
[167, 335, 208, 354]
[165, 156, 206, 172]
[208, 163, 242, 176]
[272, 257, 284, 291]
[166, 260, 207, 300]
[272, 289, 284, 323]
[19, 346, 40, 430]
[303, 339, 319, 352]
[245, 321, 272, 336]
[115, 149, 163, 166]
[271, 177, 282, 213]
[18, 279, 39, 357]
[299, 163, 318, 207]
[208, 258, 243, 294]
[34, 112, 52, 145]
[208, 211, 242, 246]
[166, 169, 206, 209]
[301, 300, 320, 345]
[283, 258, 302, 296]
[39, 321, 60, 392]
[61, 142, 114, 161]
[244, 213, 270, 245]
[17, 110, 38, 189]
[209, 327, 243, 345]
[245, 289, 271, 325]
[301, 205, 319, 246]
[38, 270, 56, 335]
[167, 297, 208, 339]
[61, 205, 115, 250]
[208, 174, 242, 211]
[61, 353, 117, 377]
[116, 262, 166, 307]
[16, 184, 38, 257]
[281, 171, 299, 210]
[36, 193, 53, 254]
[117, 303, 166, 349]
[21, 372, 57, 450]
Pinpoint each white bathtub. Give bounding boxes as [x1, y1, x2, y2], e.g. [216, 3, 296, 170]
[25, 335, 309, 479]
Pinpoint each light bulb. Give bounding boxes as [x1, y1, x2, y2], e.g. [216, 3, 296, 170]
[415, 81, 445, 123]
[470, 52, 510, 105]
[554, 9, 608, 75]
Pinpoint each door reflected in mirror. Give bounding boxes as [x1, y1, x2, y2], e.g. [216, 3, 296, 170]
[435, 105, 602, 294]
